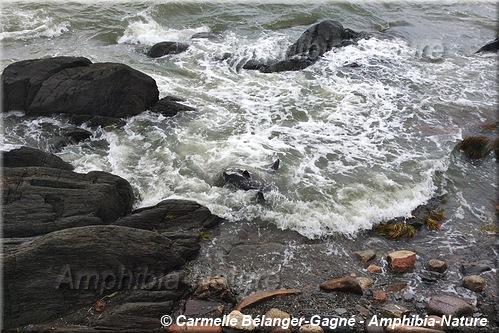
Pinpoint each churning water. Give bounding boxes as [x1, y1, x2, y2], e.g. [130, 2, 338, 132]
[1, 1, 497, 239]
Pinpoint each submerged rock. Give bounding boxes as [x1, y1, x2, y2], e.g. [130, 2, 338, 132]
[319, 276, 363, 295]
[476, 37, 499, 53]
[146, 41, 190, 58]
[387, 250, 417, 273]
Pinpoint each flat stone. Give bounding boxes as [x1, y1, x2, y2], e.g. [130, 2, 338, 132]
[420, 270, 442, 283]
[463, 275, 486, 292]
[184, 299, 224, 317]
[354, 249, 376, 263]
[461, 260, 493, 275]
[320, 276, 363, 295]
[426, 295, 474, 317]
[387, 250, 416, 273]
[386, 283, 408, 293]
[380, 303, 410, 318]
[426, 259, 447, 273]
[367, 264, 382, 273]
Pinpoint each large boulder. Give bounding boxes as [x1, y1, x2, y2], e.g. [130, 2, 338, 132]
[3, 225, 199, 329]
[1, 56, 92, 112]
[2, 56, 160, 121]
[3, 147, 134, 237]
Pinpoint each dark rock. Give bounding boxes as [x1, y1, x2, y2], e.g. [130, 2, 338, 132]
[2, 57, 159, 120]
[64, 127, 93, 144]
[184, 299, 224, 317]
[319, 276, 363, 295]
[476, 37, 499, 53]
[29, 63, 158, 118]
[1, 56, 92, 112]
[3, 159, 134, 237]
[3, 146, 73, 170]
[259, 57, 316, 73]
[3, 225, 199, 329]
[426, 295, 474, 317]
[286, 20, 364, 60]
[112, 199, 222, 236]
[461, 260, 494, 275]
[193, 276, 236, 303]
[190, 32, 223, 42]
[146, 41, 189, 58]
[150, 96, 195, 117]
[420, 270, 443, 283]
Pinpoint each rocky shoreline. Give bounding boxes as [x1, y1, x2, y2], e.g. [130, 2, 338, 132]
[2, 19, 498, 333]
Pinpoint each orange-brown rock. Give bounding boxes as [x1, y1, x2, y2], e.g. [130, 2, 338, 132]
[372, 290, 387, 303]
[320, 276, 363, 295]
[387, 250, 416, 272]
[367, 263, 382, 273]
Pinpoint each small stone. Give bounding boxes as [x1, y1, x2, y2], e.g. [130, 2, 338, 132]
[380, 303, 410, 318]
[372, 290, 387, 303]
[354, 249, 376, 263]
[427, 295, 474, 317]
[335, 308, 347, 315]
[402, 290, 414, 302]
[387, 250, 416, 273]
[426, 259, 447, 273]
[264, 308, 290, 329]
[320, 276, 363, 295]
[367, 264, 382, 273]
[226, 310, 256, 331]
[298, 323, 324, 333]
[356, 277, 374, 289]
[463, 275, 486, 292]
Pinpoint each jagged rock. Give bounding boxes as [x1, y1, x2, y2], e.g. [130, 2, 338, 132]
[3, 159, 134, 237]
[320, 276, 363, 295]
[147, 41, 189, 58]
[3, 225, 199, 329]
[426, 295, 474, 317]
[193, 276, 235, 303]
[367, 263, 382, 273]
[463, 275, 486, 292]
[373, 290, 387, 303]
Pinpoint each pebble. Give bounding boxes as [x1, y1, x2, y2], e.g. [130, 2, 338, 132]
[367, 263, 382, 273]
[264, 308, 291, 329]
[426, 259, 447, 273]
[463, 275, 486, 292]
[356, 277, 374, 289]
[372, 290, 387, 303]
[387, 250, 416, 273]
